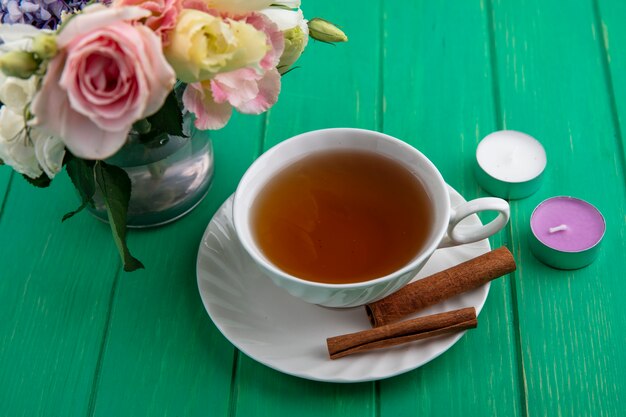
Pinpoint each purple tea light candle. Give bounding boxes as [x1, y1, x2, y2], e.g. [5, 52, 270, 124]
[529, 196, 606, 269]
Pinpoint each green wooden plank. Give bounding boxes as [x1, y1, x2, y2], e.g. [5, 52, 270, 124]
[490, 0, 626, 416]
[0, 169, 13, 218]
[595, 0, 626, 176]
[378, 1, 524, 416]
[0, 173, 120, 417]
[232, 0, 381, 416]
[89, 114, 264, 417]
[0, 166, 13, 203]
[261, 0, 382, 149]
[235, 359, 375, 417]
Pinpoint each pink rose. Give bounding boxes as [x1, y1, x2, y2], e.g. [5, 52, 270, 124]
[114, 0, 182, 46]
[31, 5, 176, 160]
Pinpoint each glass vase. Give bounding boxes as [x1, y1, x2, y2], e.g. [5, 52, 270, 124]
[88, 119, 214, 228]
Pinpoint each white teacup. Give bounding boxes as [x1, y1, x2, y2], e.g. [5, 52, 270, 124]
[233, 128, 509, 308]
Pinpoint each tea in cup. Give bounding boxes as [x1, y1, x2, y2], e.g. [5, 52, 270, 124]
[233, 128, 509, 307]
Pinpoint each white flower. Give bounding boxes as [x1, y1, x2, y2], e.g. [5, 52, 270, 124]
[0, 106, 65, 179]
[32, 128, 65, 179]
[261, 7, 308, 32]
[0, 106, 41, 178]
[0, 68, 64, 177]
[0, 73, 39, 113]
[0, 23, 49, 52]
[261, 7, 309, 73]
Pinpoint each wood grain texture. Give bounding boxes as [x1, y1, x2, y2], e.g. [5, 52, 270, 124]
[262, 1, 383, 147]
[1, 1, 625, 416]
[378, 1, 524, 416]
[88, 115, 263, 417]
[595, 0, 626, 173]
[0, 173, 120, 417]
[234, 358, 375, 417]
[0, 170, 12, 215]
[490, 0, 626, 415]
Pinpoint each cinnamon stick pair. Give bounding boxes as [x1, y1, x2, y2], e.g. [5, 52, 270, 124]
[326, 247, 516, 359]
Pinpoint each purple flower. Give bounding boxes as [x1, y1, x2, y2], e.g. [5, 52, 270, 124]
[0, 0, 91, 30]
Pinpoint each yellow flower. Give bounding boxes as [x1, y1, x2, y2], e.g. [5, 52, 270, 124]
[164, 9, 268, 83]
[206, 0, 272, 14]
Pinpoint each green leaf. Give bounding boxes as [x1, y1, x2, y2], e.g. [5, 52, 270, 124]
[62, 200, 89, 222]
[63, 156, 96, 222]
[149, 91, 183, 136]
[22, 172, 51, 188]
[137, 90, 184, 146]
[279, 65, 301, 76]
[269, 3, 292, 10]
[94, 161, 144, 272]
[132, 118, 152, 134]
[66, 156, 95, 201]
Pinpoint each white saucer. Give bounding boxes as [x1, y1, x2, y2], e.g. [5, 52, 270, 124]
[196, 186, 491, 382]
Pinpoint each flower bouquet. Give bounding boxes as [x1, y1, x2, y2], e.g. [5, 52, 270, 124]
[0, 0, 346, 271]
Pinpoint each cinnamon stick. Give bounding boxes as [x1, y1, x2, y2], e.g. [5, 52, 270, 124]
[327, 307, 477, 360]
[366, 246, 515, 327]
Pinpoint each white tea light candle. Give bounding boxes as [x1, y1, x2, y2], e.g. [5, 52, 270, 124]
[475, 130, 547, 199]
[529, 196, 605, 269]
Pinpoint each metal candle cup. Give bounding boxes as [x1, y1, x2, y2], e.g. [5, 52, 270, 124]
[529, 196, 605, 269]
[475, 130, 547, 199]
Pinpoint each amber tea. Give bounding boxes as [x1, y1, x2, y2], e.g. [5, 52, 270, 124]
[251, 149, 434, 284]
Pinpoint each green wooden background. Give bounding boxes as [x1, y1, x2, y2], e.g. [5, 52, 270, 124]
[1, 0, 625, 416]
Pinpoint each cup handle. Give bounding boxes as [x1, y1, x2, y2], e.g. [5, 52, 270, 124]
[438, 196, 510, 248]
